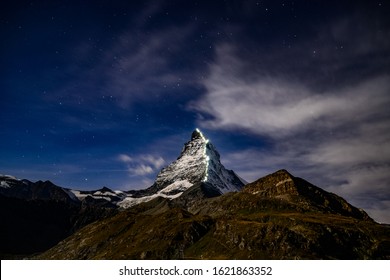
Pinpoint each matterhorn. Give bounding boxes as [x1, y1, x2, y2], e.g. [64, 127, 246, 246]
[119, 129, 246, 207]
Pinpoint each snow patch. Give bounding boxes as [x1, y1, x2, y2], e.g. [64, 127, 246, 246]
[275, 178, 293, 187]
[0, 181, 10, 188]
[159, 180, 193, 195]
[0, 175, 18, 180]
[93, 190, 117, 196]
[69, 190, 88, 200]
[117, 180, 193, 209]
[63, 188, 79, 201]
[118, 192, 183, 208]
[68, 188, 126, 203]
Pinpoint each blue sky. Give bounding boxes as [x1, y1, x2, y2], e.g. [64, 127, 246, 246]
[1, 0, 390, 223]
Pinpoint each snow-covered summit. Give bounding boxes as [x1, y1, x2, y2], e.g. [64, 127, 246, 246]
[155, 128, 245, 194]
[118, 129, 245, 208]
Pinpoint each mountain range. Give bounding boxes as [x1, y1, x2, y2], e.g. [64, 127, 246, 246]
[1, 129, 389, 259]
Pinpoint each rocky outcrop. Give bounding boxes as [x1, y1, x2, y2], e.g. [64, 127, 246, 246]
[243, 169, 371, 220]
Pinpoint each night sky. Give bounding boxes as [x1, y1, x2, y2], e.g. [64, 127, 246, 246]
[1, 1, 390, 222]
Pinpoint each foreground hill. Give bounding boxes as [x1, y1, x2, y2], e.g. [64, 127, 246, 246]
[36, 170, 390, 260]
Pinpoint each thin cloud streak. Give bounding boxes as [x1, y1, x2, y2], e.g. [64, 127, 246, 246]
[104, 25, 195, 107]
[118, 153, 165, 177]
[46, 7, 198, 110]
[193, 43, 390, 223]
[193, 45, 390, 138]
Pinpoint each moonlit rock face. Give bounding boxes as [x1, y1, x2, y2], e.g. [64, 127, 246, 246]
[154, 129, 245, 194]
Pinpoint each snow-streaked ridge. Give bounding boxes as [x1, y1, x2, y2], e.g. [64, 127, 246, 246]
[118, 180, 192, 208]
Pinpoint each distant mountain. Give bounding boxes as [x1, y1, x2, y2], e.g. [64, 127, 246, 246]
[0, 175, 76, 204]
[36, 170, 390, 260]
[0, 176, 117, 258]
[68, 187, 126, 208]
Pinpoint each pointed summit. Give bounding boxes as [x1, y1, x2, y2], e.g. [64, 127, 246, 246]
[154, 129, 245, 194]
[191, 128, 205, 140]
[118, 130, 246, 208]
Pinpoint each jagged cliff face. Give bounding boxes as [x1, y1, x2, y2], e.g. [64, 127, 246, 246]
[118, 129, 245, 208]
[155, 130, 208, 187]
[155, 129, 245, 193]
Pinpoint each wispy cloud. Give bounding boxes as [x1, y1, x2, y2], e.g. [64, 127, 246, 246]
[192, 44, 390, 137]
[118, 153, 165, 177]
[129, 164, 154, 176]
[46, 4, 198, 110]
[102, 25, 195, 107]
[192, 39, 390, 223]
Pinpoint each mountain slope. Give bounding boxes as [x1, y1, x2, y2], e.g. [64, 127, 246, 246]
[36, 170, 390, 260]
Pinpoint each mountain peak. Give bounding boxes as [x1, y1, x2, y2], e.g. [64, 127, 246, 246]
[191, 128, 207, 141]
[154, 129, 244, 193]
[242, 170, 371, 220]
[242, 169, 297, 196]
[118, 130, 245, 208]
[274, 169, 293, 176]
